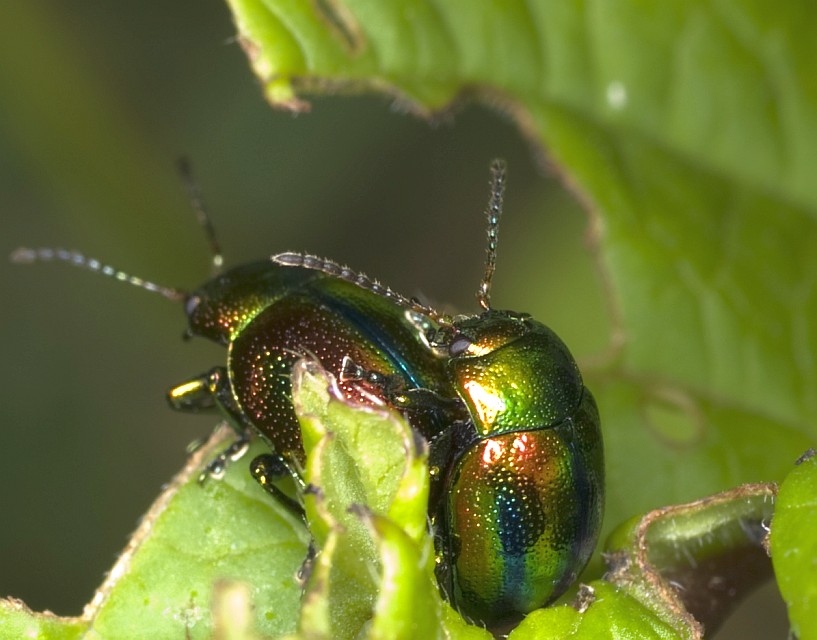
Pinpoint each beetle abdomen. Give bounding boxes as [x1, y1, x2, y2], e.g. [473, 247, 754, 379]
[228, 273, 452, 462]
[447, 389, 603, 622]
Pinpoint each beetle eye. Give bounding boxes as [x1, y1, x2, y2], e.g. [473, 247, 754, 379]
[185, 295, 201, 318]
[449, 335, 473, 357]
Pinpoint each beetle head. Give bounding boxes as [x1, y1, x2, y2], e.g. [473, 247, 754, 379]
[184, 260, 315, 345]
[432, 310, 584, 437]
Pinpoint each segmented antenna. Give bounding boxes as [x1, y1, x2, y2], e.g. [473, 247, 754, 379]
[11, 159, 225, 303]
[10, 247, 186, 302]
[477, 159, 506, 311]
[273, 252, 452, 326]
[177, 157, 224, 275]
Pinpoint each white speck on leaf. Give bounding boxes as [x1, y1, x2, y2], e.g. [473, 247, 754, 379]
[606, 81, 627, 110]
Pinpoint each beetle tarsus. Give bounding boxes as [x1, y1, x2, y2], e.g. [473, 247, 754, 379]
[198, 429, 252, 483]
[250, 453, 305, 520]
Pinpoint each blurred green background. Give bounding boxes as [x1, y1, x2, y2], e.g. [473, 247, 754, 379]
[0, 1, 783, 636]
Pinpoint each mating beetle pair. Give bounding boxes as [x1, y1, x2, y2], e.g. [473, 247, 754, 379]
[17, 161, 604, 627]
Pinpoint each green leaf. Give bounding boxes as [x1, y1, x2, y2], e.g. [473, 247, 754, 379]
[599, 378, 808, 525]
[294, 359, 429, 543]
[509, 582, 685, 640]
[7, 1, 813, 636]
[287, 360, 488, 640]
[510, 483, 777, 639]
[224, 0, 817, 526]
[0, 430, 309, 639]
[0, 600, 86, 640]
[604, 483, 776, 637]
[771, 451, 817, 639]
[223, 5, 816, 632]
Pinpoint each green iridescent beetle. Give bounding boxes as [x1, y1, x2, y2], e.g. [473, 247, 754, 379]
[170, 160, 604, 626]
[427, 310, 604, 622]
[16, 160, 603, 628]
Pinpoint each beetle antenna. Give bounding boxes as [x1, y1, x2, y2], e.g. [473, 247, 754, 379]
[177, 157, 224, 275]
[477, 159, 506, 311]
[10, 247, 187, 302]
[273, 252, 452, 326]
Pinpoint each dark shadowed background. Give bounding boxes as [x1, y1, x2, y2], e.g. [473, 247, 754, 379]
[0, 2, 783, 637]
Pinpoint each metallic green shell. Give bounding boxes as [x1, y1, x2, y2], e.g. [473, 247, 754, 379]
[183, 264, 604, 626]
[186, 261, 457, 462]
[446, 390, 603, 621]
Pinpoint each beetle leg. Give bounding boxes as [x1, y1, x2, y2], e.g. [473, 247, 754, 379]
[297, 540, 317, 586]
[339, 355, 388, 386]
[392, 387, 462, 412]
[250, 453, 305, 520]
[168, 366, 248, 429]
[167, 372, 216, 411]
[198, 429, 251, 482]
[340, 355, 463, 413]
[169, 367, 261, 481]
